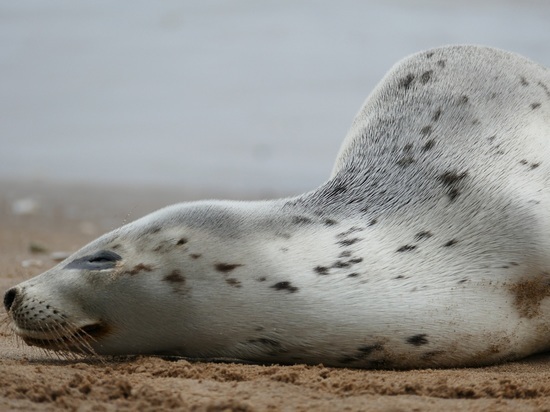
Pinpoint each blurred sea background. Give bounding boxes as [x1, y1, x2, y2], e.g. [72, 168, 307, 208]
[2, 0, 550, 199]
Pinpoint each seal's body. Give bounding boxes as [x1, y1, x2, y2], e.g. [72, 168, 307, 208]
[4, 45, 550, 368]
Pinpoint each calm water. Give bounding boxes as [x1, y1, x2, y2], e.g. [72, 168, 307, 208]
[1, 0, 550, 196]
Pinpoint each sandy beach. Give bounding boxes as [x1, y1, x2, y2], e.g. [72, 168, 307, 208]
[1, 181, 550, 411]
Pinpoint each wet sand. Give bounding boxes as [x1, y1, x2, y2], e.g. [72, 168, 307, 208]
[1, 181, 549, 411]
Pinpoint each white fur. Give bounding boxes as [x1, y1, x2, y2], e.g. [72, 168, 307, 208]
[5, 45, 550, 368]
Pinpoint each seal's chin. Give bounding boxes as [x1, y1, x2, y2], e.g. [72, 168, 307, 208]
[17, 323, 108, 353]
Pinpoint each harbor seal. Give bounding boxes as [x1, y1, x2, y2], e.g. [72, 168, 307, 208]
[4, 45, 550, 369]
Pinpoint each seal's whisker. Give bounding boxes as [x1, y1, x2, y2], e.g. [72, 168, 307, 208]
[49, 347, 62, 361]
[57, 323, 81, 358]
[0, 313, 10, 330]
[0, 314, 14, 340]
[69, 324, 97, 356]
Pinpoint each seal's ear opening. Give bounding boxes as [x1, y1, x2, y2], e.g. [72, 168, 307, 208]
[65, 250, 122, 271]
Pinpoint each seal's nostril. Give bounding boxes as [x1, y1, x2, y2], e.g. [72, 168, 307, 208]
[3, 288, 17, 312]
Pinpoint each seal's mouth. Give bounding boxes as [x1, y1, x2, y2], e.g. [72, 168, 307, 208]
[19, 322, 109, 353]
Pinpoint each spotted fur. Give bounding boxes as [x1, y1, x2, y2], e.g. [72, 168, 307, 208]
[4, 45, 550, 369]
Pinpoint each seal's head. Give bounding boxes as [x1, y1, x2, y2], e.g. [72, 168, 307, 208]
[2, 205, 218, 357]
[3, 250, 118, 355]
[3, 200, 285, 359]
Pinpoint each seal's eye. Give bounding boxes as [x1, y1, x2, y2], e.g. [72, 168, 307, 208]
[87, 251, 121, 264]
[65, 250, 122, 270]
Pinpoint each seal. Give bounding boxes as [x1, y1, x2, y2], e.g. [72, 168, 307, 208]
[4, 45, 550, 369]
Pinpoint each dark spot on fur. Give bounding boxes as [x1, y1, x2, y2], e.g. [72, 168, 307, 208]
[531, 163, 540, 169]
[111, 244, 121, 250]
[163, 269, 185, 293]
[262, 338, 283, 347]
[347, 273, 359, 278]
[148, 226, 162, 234]
[397, 156, 415, 167]
[314, 266, 330, 275]
[333, 258, 362, 269]
[280, 247, 289, 252]
[225, 278, 242, 288]
[510, 262, 519, 266]
[369, 218, 378, 226]
[271, 281, 298, 293]
[215, 263, 243, 273]
[458, 278, 468, 284]
[277, 232, 292, 239]
[292, 216, 312, 224]
[327, 184, 347, 197]
[346, 197, 365, 205]
[337, 227, 364, 238]
[520, 76, 529, 86]
[432, 109, 442, 122]
[519, 159, 528, 165]
[488, 135, 496, 143]
[472, 119, 480, 125]
[420, 125, 432, 136]
[537, 81, 550, 98]
[437, 60, 446, 68]
[339, 251, 352, 258]
[358, 344, 383, 355]
[340, 344, 384, 364]
[397, 245, 416, 252]
[403, 143, 413, 152]
[531, 102, 541, 110]
[501, 265, 510, 269]
[438, 171, 468, 201]
[394, 275, 405, 279]
[257, 277, 267, 282]
[426, 52, 434, 58]
[324, 218, 337, 226]
[163, 269, 185, 284]
[338, 238, 362, 247]
[399, 74, 415, 90]
[177, 238, 188, 245]
[125, 263, 153, 275]
[420, 70, 433, 84]
[458, 95, 469, 105]
[255, 326, 265, 332]
[443, 239, 458, 247]
[421, 350, 446, 360]
[153, 243, 168, 252]
[415, 231, 433, 240]
[407, 334, 429, 346]
[422, 139, 435, 151]
[190, 254, 201, 259]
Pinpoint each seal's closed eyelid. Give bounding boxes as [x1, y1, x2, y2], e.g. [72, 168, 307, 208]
[65, 250, 122, 270]
[87, 250, 122, 263]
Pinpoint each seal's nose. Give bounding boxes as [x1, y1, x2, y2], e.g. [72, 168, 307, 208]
[3, 288, 17, 312]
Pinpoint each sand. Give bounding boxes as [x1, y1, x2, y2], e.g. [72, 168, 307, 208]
[1, 180, 550, 411]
